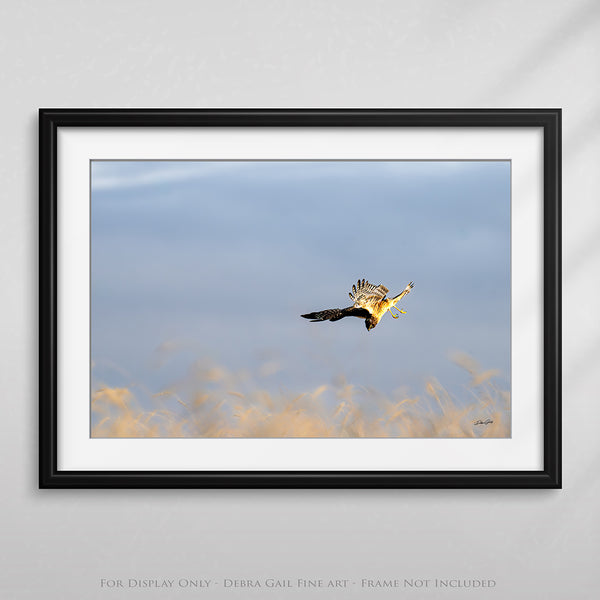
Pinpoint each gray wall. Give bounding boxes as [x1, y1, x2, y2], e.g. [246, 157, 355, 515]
[1, 1, 598, 598]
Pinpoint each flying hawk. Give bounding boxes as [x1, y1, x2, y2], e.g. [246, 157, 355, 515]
[301, 279, 414, 331]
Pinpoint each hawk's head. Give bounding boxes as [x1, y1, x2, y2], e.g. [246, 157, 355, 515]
[365, 316, 378, 331]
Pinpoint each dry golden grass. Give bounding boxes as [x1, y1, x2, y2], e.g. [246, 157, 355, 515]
[92, 352, 510, 438]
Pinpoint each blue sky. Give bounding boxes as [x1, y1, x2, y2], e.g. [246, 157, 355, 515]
[91, 160, 510, 405]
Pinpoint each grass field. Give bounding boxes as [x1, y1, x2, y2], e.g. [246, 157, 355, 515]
[91, 352, 510, 438]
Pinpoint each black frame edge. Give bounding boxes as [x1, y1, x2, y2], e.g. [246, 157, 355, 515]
[542, 109, 562, 488]
[39, 110, 59, 489]
[41, 471, 560, 489]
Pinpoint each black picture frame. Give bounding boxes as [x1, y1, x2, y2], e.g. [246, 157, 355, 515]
[39, 108, 561, 489]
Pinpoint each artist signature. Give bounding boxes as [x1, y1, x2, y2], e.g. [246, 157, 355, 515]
[473, 418, 494, 426]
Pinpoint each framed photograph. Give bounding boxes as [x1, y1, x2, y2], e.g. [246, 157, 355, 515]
[39, 109, 561, 488]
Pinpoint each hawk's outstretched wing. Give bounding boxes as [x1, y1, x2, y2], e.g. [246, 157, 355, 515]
[348, 279, 389, 307]
[301, 306, 371, 322]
